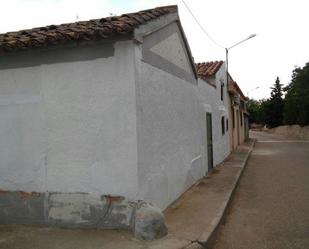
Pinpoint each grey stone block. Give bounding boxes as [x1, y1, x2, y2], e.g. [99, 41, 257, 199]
[0, 191, 45, 225]
[134, 202, 168, 240]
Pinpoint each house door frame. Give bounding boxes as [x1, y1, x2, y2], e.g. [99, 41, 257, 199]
[206, 112, 214, 171]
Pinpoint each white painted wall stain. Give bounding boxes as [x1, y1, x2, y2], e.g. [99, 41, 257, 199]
[0, 66, 46, 191]
[0, 41, 139, 199]
[48, 193, 107, 224]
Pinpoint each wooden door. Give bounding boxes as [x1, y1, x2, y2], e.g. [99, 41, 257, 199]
[206, 113, 214, 171]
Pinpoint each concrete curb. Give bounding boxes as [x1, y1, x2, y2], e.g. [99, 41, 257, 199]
[189, 139, 257, 249]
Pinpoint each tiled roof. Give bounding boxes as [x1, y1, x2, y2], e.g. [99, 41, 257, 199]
[227, 74, 246, 99]
[232, 81, 246, 99]
[0, 5, 177, 54]
[196, 61, 224, 79]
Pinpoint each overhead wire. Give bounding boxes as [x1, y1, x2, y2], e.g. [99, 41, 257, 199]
[180, 0, 225, 49]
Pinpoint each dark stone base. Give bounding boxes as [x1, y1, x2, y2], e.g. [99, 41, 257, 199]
[0, 190, 167, 240]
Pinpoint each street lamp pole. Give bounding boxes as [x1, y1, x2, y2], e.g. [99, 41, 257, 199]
[225, 34, 256, 87]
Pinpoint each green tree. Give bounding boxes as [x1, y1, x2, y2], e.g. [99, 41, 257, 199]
[264, 77, 284, 128]
[247, 98, 267, 124]
[284, 63, 309, 126]
[247, 99, 259, 124]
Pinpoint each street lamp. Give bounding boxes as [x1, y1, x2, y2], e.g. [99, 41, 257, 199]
[247, 86, 260, 98]
[225, 34, 256, 86]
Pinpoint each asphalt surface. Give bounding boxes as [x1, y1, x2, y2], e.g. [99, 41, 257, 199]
[212, 131, 309, 249]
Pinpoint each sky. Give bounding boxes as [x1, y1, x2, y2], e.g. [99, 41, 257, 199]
[1, 0, 308, 100]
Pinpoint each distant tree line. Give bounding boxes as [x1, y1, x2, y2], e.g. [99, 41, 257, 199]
[248, 62, 309, 128]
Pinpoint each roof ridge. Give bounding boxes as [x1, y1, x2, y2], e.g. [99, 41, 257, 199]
[196, 60, 224, 65]
[196, 60, 224, 78]
[0, 5, 178, 53]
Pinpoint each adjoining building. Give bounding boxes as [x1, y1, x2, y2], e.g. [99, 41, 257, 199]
[228, 76, 249, 149]
[196, 62, 249, 158]
[196, 61, 231, 170]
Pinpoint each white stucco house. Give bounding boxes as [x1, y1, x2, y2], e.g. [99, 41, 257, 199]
[196, 61, 231, 170]
[0, 5, 249, 239]
[0, 6, 206, 237]
[196, 62, 250, 161]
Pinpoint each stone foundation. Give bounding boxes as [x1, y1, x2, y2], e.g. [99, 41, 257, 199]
[0, 190, 167, 240]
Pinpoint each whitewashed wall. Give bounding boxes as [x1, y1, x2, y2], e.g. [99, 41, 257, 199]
[0, 41, 139, 199]
[0, 20, 232, 213]
[134, 38, 204, 209]
[198, 64, 230, 167]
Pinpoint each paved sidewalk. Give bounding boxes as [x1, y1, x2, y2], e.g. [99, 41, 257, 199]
[0, 140, 255, 249]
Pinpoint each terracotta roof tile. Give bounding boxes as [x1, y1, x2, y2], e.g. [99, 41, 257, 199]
[232, 81, 246, 99]
[196, 61, 224, 79]
[0, 5, 177, 54]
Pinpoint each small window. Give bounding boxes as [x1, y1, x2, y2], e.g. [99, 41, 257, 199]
[220, 82, 224, 101]
[226, 119, 229, 131]
[221, 116, 225, 135]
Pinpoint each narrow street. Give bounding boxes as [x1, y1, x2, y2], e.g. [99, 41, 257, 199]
[212, 131, 309, 249]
